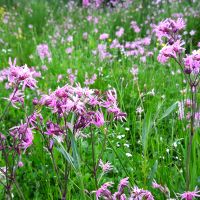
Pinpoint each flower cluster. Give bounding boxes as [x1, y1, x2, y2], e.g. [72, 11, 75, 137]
[0, 58, 38, 108]
[96, 178, 155, 200]
[153, 18, 185, 42]
[154, 17, 200, 79]
[184, 50, 200, 74]
[179, 188, 200, 200]
[37, 44, 52, 62]
[35, 83, 126, 134]
[96, 178, 129, 200]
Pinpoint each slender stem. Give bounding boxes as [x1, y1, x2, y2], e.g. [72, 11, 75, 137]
[62, 116, 70, 200]
[95, 128, 107, 171]
[90, 127, 98, 189]
[186, 85, 196, 190]
[50, 151, 63, 193]
[13, 179, 25, 200]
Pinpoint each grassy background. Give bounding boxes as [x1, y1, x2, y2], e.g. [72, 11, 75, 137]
[0, 0, 200, 199]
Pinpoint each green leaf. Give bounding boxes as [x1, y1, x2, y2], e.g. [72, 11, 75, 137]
[142, 111, 153, 154]
[55, 137, 76, 170]
[148, 160, 158, 182]
[159, 101, 178, 121]
[70, 132, 80, 170]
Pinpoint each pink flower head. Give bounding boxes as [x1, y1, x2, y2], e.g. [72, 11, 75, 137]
[110, 39, 121, 49]
[82, 0, 90, 7]
[18, 161, 24, 167]
[28, 112, 43, 128]
[91, 111, 105, 127]
[4, 89, 24, 108]
[184, 51, 200, 74]
[45, 121, 64, 136]
[152, 180, 169, 195]
[84, 73, 97, 85]
[131, 21, 141, 33]
[179, 188, 200, 200]
[131, 186, 154, 200]
[178, 101, 184, 120]
[113, 178, 129, 200]
[83, 32, 88, 40]
[118, 177, 129, 194]
[96, 182, 113, 200]
[10, 123, 34, 150]
[37, 44, 51, 61]
[7, 59, 37, 90]
[67, 35, 73, 42]
[116, 27, 124, 38]
[99, 33, 109, 40]
[97, 44, 111, 60]
[67, 68, 77, 85]
[99, 159, 113, 173]
[153, 18, 185, 42]
[65, 47, 73, 55]
[95, 0, 104, 8]
[158, 40, 185, 64]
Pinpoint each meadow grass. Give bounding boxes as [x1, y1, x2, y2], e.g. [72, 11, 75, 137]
[0, 0, 200, 199]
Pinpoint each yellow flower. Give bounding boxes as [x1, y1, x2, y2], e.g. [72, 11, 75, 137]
[161, 43, 166, 47]
[0, 7, 5, 20]
[108, 38, 112, 42]
[16, 28, 24, 39]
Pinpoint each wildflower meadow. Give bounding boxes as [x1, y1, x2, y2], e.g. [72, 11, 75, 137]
[0, 0, 200, 199]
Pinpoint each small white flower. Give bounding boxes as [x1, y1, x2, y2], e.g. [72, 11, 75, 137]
[126, 153, 132, 157]
[124, 143, 129, 148]
[136, 107, 144, 114]
[173, 142, 177, 148]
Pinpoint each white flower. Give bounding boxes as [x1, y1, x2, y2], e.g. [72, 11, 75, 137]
[126, 153, 132, 157]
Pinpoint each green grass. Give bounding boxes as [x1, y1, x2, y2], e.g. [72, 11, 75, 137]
[0, 0, 200, 199]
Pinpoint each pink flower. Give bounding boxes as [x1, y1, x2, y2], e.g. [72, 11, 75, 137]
[67, 35, 73, 42]
[97, 44, 111, 60]
[10, 123, 34, 150]
[99, 159, 113, 173]
[189, 30, 196, 36]
[131, 21, 141, 33]
[95, 0, 104, 8]
[99, 33, 109, 40]
[96, 182, 113, 200]
[37, 44, 51, 61]
[65, 47, 73, 55]
[7, 58, 37, 90]
[118, 177, 129, 194]
[41, 65, 48, 71]
[131, 186, 154, 200]
[82, 0, 90, 7]
[179, 188, 200, 200]
[178, 101, 184, 120]
[18, 161, 24, 167]
[184, 51, 200, 74]
[113, 178, 129, 200]
[83, 32, 88, 40]
[153, 18, 185, 42]
[92, 111, 105, 127]
[84, 73, 97, 85]
[4, 89, 24, 108]
[45, 121, 64, 136]
[157, 40, 185, 64]
[116, 27, 124, 38]
[28, 112, 43, 128]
